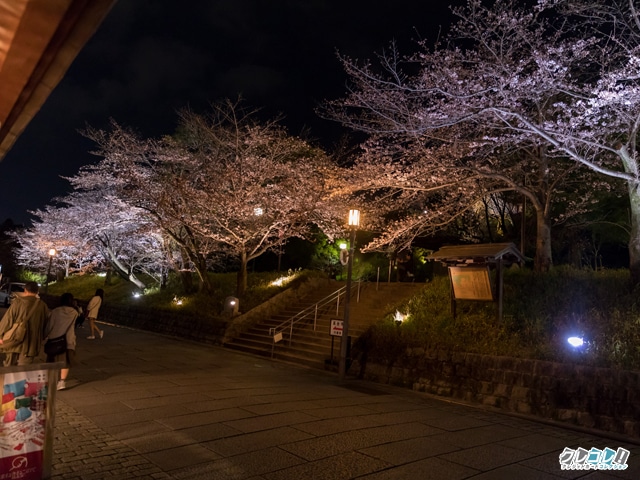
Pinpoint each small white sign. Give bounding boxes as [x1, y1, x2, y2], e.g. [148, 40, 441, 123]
[330, 319, 343, 337]
[273, 332, 283, 343]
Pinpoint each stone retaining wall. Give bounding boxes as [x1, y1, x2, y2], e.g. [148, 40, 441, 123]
[354, 348, 640, 439]
[99, 304, 228, 346]
[71, 275, 328, 347]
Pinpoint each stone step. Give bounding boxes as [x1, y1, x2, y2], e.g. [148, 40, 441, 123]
[225, 281, 424, 370]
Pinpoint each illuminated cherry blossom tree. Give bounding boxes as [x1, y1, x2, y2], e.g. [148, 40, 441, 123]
[325, 0, 637, 278]
[82, 100, 339, 296]
[14, 191, 172, 291]
[13, 204, 98, 278]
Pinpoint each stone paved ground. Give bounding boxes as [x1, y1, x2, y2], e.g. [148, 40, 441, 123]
[33, 323, 640, 479]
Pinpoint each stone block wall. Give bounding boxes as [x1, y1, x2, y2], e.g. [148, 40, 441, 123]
[355, 348, 640, 439]
[99, 304, 228, 346]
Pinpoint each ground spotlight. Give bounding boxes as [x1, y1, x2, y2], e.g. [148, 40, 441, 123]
[567, 336, 584, 348]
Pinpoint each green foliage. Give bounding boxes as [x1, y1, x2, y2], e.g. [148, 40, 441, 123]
[46, 269, 323, 319]
[357, 267, 640, 370]
[16, 269, 46, 285]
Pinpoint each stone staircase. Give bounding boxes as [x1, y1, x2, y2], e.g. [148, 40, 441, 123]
[223, 280, 425, 370]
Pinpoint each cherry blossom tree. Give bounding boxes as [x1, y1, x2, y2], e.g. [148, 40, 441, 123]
[83, 100, 340, 297]
[13, 204, 98, 278]
[14, 191, 171, 291]
[324, 0, 636, 278]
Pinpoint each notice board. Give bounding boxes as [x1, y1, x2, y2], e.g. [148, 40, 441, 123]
[449, 266, 494, 301]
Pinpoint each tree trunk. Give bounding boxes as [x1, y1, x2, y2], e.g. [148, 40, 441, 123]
[534, 209, 552, 272]
[195, 256, 213, 293]
[617, 147, 640, 286]
[236, 251, 248, 297]
[103, 248, 145, 290]
[627, 183, 640, 286]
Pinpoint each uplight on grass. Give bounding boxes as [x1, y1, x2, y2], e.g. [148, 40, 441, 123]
[394, 310, 410, 325]
[269, 270, 300, 287]
[567, 336, 584, 348]
[172, 295, 184, 306]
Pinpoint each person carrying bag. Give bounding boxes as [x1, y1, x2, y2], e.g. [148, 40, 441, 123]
[0, 281, 50, 366]
[44, 293, 78, 390]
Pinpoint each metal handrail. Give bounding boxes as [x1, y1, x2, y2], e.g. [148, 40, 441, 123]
[269, 281, 361, 347]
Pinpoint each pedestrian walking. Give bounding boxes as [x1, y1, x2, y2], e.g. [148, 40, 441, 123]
[86, 288, 104, 339]
[0, 281, 50, 366]
[44, 292, 78, 390]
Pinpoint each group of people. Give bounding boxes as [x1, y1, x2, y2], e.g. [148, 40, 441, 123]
[0, 282, 104, 390]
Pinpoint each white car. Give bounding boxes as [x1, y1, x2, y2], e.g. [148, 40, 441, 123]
[0, 282, 26, 307]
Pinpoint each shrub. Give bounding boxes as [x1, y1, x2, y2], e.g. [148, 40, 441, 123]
[358, 267, 640, 370]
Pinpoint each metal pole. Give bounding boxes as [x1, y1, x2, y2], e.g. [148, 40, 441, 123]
[338, 227, 356, 382]
[45, 255, 53, 294]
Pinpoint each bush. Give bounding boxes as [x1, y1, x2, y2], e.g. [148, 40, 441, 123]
[46, 269, 324, 321]
[358, 267, 640, 370]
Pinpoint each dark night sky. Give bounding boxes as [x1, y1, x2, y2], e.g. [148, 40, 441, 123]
[0, 0, 463, 225]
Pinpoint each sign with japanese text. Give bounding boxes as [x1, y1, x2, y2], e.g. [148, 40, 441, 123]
[449, 266, 494, 301]
[330, 319, 343, 337]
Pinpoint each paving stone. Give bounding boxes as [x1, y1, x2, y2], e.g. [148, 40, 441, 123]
[40, 323, 639, 479]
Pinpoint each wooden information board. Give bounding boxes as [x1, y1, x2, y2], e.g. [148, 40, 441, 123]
[449, 266, 494, 301]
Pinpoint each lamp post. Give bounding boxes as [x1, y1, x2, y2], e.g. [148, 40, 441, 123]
[45, 248, 56, 294]
[338, 209, 360, 382]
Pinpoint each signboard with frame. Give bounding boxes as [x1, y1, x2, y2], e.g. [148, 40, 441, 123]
[449, 266, 494, 301]
[1, 363, 62, 480]
[330, 319, 343, 337]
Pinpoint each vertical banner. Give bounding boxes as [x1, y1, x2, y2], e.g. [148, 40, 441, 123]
[0, 365, 58, 480]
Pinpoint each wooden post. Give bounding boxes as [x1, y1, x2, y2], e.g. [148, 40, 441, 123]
[496, 258, 504, 322]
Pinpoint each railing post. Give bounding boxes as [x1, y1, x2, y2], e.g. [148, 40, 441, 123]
[289, 318, 293, 346]
[314, 304, 318, 331]
[336, 291, 340, 315]
[357, 281, 361, 303]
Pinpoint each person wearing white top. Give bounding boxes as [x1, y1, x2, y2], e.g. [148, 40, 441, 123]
[86, 288, 104, 340]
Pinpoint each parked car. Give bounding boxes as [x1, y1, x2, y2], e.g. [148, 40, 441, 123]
[0, 282, 26, 307]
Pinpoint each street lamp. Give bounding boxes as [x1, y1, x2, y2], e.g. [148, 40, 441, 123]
[339, 209, 360, 382]
[45, 248, 56, 294]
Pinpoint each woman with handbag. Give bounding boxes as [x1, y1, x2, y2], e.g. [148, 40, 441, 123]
[44, 292, 78, 390]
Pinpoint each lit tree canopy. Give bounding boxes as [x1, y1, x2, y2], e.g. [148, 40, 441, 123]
[324, 0, 639, 280]
[81, 100, 340, 296]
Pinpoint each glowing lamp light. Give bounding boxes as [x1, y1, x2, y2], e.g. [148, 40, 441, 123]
[133, 292, 142, 298]
[49, 248, 56, 257]
[270, 275, 291, 287]
[339, 243, 347, 250]
[348, 209, 360, 227]
[394, 310, 409, 325]
[567, 336, 584, 348]
[225, 296, 239, 316]
[172, 296, 184, 306]
[254, 207, 263, 216]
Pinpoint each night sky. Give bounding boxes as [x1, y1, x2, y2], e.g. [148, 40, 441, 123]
[0, 0, 463, 225]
